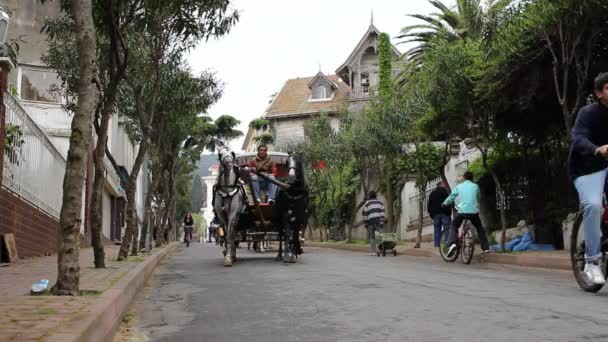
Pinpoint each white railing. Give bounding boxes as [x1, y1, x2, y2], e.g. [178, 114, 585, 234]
[3, 92, 66, 219]
[407, 177, 442, 226]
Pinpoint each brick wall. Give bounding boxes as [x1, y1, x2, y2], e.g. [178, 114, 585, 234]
[0, 188, 59, 257]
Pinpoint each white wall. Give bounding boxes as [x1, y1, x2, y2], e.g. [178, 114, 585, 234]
[102, 190, 112, 239]
[272, 116, 340, 151]
[399, 141, 482, 241]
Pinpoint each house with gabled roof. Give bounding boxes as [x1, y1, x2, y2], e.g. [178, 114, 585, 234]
[242, 19, 401, 152]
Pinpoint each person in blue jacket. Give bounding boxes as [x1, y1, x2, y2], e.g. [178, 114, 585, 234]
[442, 171, 490, 255]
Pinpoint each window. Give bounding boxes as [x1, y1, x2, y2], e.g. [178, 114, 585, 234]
[19, 66, 62, 103]
[310, 85, 333, 101]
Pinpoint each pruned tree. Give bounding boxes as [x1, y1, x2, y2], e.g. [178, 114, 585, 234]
[51, 0, 99, 295]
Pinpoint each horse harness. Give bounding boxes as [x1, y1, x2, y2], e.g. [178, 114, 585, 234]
[213, 164, 246, 223]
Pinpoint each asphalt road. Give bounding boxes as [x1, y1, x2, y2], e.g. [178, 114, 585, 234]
[134, 242, 608, 342]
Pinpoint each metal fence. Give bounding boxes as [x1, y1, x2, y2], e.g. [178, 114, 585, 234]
[3, 92, 66, 219]
[407, 177, 443, 226]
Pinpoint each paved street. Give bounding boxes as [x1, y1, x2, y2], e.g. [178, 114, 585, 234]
[134, 243, 608, 342]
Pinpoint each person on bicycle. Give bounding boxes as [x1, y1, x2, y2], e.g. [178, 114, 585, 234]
[209, 215, 220, 243]
[442, 171, 490, 255]
[183, 213, 194, 243]
[363, 191, 385, 256]
[568, 72, 608, 285]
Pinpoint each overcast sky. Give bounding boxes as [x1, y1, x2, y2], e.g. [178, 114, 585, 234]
[187, 0, 453, 152]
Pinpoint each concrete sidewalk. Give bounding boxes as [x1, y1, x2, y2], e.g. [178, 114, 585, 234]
[0, 243, 175, 341]
[306, 241, 571, 270]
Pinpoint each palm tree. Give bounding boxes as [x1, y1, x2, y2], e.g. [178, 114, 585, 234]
[398, 0, 512, 63]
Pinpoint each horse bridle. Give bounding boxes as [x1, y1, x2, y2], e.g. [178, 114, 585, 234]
[213, 157, 245, 223]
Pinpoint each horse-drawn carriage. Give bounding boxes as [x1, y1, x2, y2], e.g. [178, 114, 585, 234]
[213, 148, 308, 267]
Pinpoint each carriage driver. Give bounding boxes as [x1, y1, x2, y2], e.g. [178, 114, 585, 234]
[248, 144, 278, 204]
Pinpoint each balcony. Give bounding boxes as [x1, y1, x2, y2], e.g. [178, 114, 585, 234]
[350, 86, 371, 100]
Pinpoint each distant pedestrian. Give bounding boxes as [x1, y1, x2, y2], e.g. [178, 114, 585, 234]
[363, 191, 385, 256]
[428, 181, 452, 247]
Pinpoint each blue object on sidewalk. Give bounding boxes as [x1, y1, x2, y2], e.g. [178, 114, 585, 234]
[491, 231, 556, 252]
[31, 279, 50, 295]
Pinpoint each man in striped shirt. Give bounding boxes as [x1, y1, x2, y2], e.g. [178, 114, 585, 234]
[363, 191, 385, 255]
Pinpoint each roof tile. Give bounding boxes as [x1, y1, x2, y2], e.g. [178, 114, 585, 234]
[265, 75, 350, 118]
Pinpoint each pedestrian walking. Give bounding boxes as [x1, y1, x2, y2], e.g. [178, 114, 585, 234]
[363, 191, 385, 256]
[428, 181, 452, 247]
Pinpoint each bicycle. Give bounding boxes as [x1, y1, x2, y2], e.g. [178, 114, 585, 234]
[570, 183, 608, 292]
[439, 217, 475, 264]
[184, 225, 194, 247]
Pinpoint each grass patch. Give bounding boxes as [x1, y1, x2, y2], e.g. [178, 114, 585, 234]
[122, 313, 134, 324]
[36, 308, 57, 315]
[80, 289, 102, 297]
[130, 256, 145, 262]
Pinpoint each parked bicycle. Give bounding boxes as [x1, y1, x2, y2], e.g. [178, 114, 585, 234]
[439, 217, 475, 264]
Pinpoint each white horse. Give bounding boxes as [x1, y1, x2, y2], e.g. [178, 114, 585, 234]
[213, 149, 245, 267]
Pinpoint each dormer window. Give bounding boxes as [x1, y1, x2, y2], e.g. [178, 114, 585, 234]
[311, 85, 332, 100]
[307, 72, 337, 102]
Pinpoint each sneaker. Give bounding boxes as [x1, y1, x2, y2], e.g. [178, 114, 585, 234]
[269, 199, 275, 204]
[368, 252, 376, 256]
[447, 243, 458, 257]
[584, 262, 606, 285]
[256, 198, 262, 203]
[483, 250, 491, 254]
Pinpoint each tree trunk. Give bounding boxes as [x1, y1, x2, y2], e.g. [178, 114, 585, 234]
[117, 183, 136, 260]
[156, 203, 168, 247]
[89, 112, 112, 268]
[117, 133, 149, 260]
[385, 160, 394, 232]
[53, 0, 98, 296]
[89, 78, 121, 268]
[140, 182, 153, 251]
[156, 174, 172, 247]
[131, 220, 138, 256]
[482, 151, 507, 252]
[415, 189, 425, 248]
[440, 141, 452, 192]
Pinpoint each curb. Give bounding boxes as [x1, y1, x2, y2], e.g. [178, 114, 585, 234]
[307, 242, 571, 270]
[479, 252, 571, 270]
[47, 243, 176, 342]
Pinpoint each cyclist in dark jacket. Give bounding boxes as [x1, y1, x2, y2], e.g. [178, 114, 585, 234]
[567, 72, 608, 285]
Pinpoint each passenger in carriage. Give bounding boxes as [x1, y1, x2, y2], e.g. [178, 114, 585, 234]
[248, 144, 278, 204]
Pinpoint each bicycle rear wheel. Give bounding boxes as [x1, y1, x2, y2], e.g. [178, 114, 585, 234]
[461, 227, 475, 264]
[439, 228, 459, 262]
[570, 214, 604, 292]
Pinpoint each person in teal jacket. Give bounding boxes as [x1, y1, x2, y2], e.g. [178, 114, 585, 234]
[442, 171, 491, 254]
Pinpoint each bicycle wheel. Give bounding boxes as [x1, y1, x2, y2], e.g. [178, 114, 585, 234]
[461, 227, 475, 264]
[439, 228, 459, 262]
[570, 214, 605, 292]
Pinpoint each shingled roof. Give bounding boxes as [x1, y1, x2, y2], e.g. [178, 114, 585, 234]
[265, 75, 350, 119]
